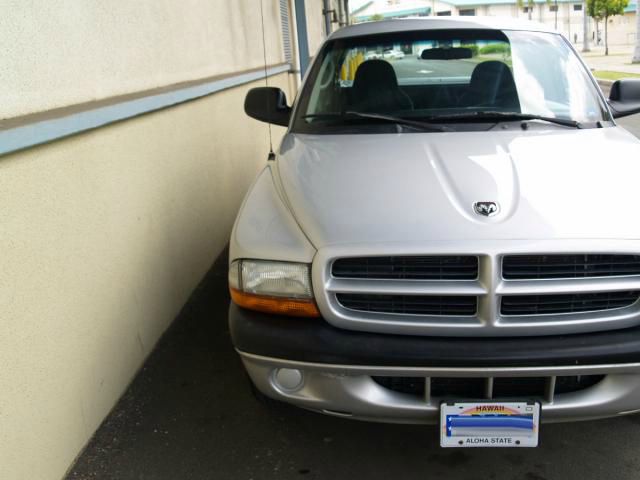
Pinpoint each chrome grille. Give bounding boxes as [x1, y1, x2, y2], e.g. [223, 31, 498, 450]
[317, 248, 640, 336]
[332, 255, 478, 280]
[503, 254, 640, 279]
[336, 293, 477, 316]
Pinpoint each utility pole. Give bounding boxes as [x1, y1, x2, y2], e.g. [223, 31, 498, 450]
[337, 0, 345, 27]
[554, 0, 559, 30]
[322, 0, 332, 35]
[633, 0, 640, 63]
[583, 0, 590, 52]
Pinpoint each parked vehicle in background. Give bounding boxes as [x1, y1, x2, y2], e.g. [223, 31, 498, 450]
[383, 48, 405, 60]
[232, 17, 640, 448]
[364, 50, 382, 60]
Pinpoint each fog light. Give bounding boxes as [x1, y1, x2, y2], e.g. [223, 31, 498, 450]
[273, 368, 304, 392]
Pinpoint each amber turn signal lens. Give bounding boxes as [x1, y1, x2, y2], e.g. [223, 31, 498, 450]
[230, 288, 321, 317]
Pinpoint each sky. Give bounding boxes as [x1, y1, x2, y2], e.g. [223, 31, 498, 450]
[349, 0, 430, 13]
[349, 0, 375, 12]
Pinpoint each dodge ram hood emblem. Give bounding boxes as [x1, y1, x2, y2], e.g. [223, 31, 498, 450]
[473, 201, 499, 217]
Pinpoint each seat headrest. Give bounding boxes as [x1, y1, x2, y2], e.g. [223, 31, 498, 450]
[352, 60, 400, 92]
[470, 61, 513, 86]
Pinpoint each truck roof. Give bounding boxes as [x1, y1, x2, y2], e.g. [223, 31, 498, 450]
[328, 17, 556, 40]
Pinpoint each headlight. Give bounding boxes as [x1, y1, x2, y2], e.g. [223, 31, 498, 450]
[229, 259, 320, 317]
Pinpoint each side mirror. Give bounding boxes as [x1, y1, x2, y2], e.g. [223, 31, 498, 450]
[608, 79, 640, 118]
[244, 87, 291, 127]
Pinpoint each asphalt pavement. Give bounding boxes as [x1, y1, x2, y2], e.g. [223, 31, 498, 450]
[391, 57, 477, 79]
[619, 114, 640, 134]
[67, 116, 640, 480]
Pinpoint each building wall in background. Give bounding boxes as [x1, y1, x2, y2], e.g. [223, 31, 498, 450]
[0, 1, 327, 479]
[355, 0, 637, 48]
[606, 11, 638, 46]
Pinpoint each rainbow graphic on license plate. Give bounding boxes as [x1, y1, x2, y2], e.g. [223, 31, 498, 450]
[440, 402, 540, 448]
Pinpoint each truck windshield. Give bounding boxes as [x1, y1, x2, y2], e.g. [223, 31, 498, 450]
[293, 29, 610, 133]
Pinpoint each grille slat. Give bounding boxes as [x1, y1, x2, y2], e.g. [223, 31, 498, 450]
[332, 256, 478, 280]
[336, 293, 477, 316]
[501, 291, 640, 316]
[503, 254, 640, 279]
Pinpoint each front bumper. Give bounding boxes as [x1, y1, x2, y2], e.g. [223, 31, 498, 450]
[240, 352, 640, 423]
[230, 305, 640, 423]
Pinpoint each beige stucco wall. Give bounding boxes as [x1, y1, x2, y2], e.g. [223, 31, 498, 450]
[0, 1, 330, 478]
[0, 73, 289, 480]
[0, 0, 320, 475]
[0, 0, 286, 119]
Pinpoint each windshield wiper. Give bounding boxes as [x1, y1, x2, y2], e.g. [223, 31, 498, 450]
[303, 111, 451, 132]
[422, 111, 583, 129]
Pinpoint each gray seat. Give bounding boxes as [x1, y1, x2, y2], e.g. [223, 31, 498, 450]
[349, 60, 413, 113]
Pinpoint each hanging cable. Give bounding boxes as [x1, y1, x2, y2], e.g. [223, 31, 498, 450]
[259, 0, 276, 161]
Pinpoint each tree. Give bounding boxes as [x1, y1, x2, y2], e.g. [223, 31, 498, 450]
[583, 0, 591, 52]
[587, 1, 603, 48]
[370, 13, 384, 21]
[633, 0, 640, 63]
[587, 0, 629, 55]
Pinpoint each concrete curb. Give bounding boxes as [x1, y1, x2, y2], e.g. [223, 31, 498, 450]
[596, 78, 615, 87]
[596, 78, 614, 94]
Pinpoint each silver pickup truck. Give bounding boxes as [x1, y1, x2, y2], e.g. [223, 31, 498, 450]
[228, 17, 640, 446]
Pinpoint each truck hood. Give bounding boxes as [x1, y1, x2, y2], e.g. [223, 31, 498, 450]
[276, 127, 640, 248]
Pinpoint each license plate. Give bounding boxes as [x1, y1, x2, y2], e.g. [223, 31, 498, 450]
[440, 401, 540, 448]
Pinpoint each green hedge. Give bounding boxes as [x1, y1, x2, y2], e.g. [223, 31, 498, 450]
[479, 43, 510, 55]
[460, 44, 479, 57]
